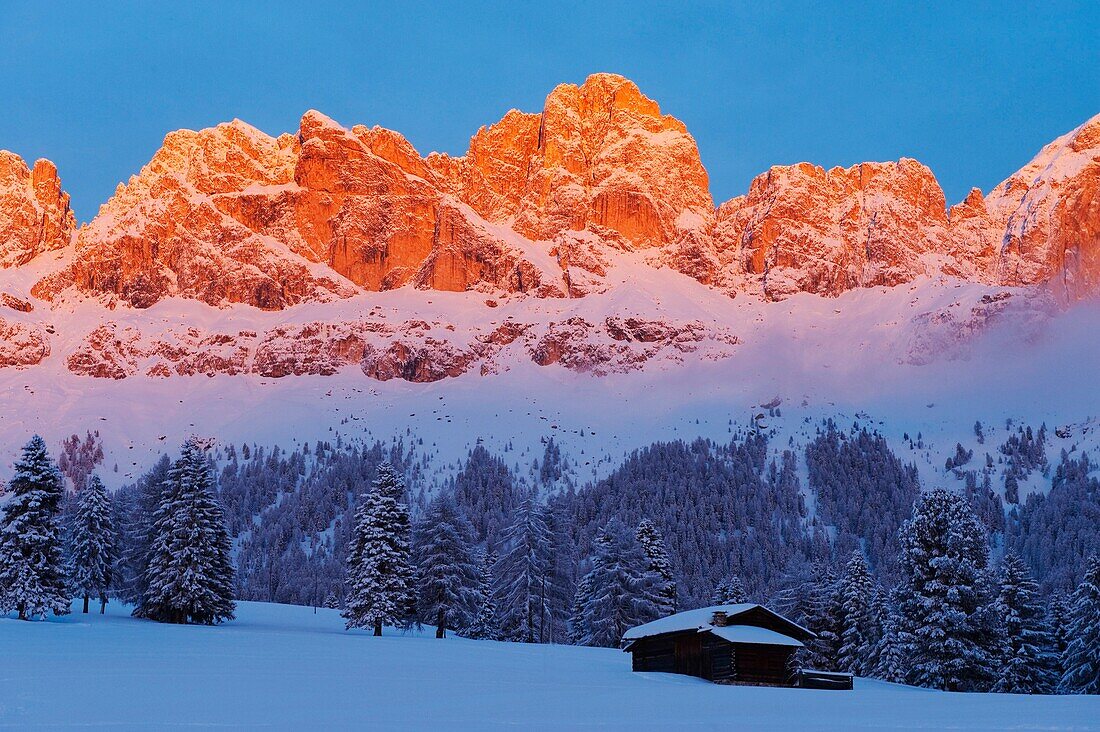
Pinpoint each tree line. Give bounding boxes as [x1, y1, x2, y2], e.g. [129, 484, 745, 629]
[2, 428, 1098, 695]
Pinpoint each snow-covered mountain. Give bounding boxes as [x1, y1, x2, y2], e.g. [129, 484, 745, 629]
[1, 73, 1098, 472]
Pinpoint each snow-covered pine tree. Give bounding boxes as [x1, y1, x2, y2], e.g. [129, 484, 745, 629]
[712, 574, 748, 605]
[136, 439, 235, 624]
[69, 474, 115, 614]
[992, 554, 1058, 694]
[343, 462, 414, 635]
[896, 488, 1000, 691]
[871, 588, 909, 684]
[1047, 590, 1072, 680]
[1059, 555, 1100, 694]
[837, 550, 877, 676]
[466, 549, 499, 640]
[415, 495, 478, 638]
[635, 519, 676, 615]
[113, 455, 170, 606]
[570, 518, 662, 647]
[494, 496, 560, 643]
[801, 563, 842, 669]
[0, 436, 70, 620]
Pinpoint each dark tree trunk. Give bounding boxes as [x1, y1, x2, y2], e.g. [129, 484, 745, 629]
[373, 618, 383, 637]
[99, 595, 107, 614]
[83, 594, 90, 614]
[436, 607, 446, 639]
[17, 602, 27, 621]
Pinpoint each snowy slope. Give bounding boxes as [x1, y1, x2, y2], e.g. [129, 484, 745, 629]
[1, 600, 1096, 730]
[2, 257, 1099, 500]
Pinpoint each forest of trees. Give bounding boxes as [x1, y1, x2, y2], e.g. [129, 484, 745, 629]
[1, 421, 1098, 694]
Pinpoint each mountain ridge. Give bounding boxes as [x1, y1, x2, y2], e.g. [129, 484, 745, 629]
[0, 73, 1098, 382]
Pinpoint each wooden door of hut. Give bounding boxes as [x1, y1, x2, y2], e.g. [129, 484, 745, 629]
[674, 634, 704, 678]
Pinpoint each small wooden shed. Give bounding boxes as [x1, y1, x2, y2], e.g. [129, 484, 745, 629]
[622, 603, 847, 688]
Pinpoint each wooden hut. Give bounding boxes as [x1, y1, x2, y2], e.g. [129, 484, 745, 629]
[622, 603, 852, 689]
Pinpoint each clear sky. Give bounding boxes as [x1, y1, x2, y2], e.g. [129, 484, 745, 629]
[2, 1, 1098, 220]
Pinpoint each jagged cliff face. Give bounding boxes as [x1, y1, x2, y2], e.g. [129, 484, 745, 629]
[0, 153, 75, 268]
[10, 74, 1100, 309]
[713, 159, 959, 299]
[1, 74, 1098, 379]
[428, 74, 713, 248]
[985, 115, 1100, 300]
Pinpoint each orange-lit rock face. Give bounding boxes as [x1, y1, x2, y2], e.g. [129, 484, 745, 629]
[34, 120, 354, 309]
[16, 76, 1100, 311]
[430, 73, 713, 250]
[0, 152, 75, 268]
[714, 159, 961, 299]
[986, 113, 1100, 301]
[39, 112, 558, 308]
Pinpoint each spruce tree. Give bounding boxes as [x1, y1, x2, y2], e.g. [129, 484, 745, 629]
[1048, 591, 1072, 680]
[801, 564, 842, 669]
[871, 590, 909, 684]
[1059, 556, 1100, 694]
[896, 488, 1000, 691]
[837, 551, 877, 676]
[570, 518, 662, 647]
[635, 519, 676, 614]
[343, 462, 414, 635]
[712, 574, 749, 605]
[114, 455, 170, 606]
[466, 549, 500, 640]
[415, 496, 478, 638]
[494, 497, 559, 643]
[0, 436, 69, 620]
[137, 439, 235, 624]
[992, 554, 1058, 693]
[70, 474, 115, 614]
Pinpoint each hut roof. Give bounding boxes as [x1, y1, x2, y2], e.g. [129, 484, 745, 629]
[709, 624, 804, 647]
[622, 603, 814, 642]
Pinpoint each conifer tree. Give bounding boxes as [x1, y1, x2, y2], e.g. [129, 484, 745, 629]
[137, 439, 235, 624]
[114, 455, 171, 606]
[466, 549, 500, 640]
[896, 488, 1000, 691]
[712, 574, 749, 605]
[837, 551, 877, 676]
[70, 474, 115, 614]
[415, 496, 478, 638]
[494, 497, 560, 643]
[570, 518, 662, 647]
[0, 436, 69, 620]
[1059, 556, 1100, 694]
[1047, 590, 1072, 680]
[343, 462, 414, 635]
[635, 519, 676, 614]
[993, 554, 1058, 693]
[801, 564, 842, 669]
[871, 589, 909, 684]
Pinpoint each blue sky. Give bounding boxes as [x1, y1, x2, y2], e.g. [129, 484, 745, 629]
[2, 1, 1097, 220]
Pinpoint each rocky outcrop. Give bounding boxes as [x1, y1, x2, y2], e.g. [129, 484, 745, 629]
[713, 159, 961, 299]
[0, 152, 75, 268]
[64, 315, 737, 381]
[429, 73, 714, 250]
[36, 114, 560, 309]
[985, 113, 1100, 301]
[0, 316, 50, 368]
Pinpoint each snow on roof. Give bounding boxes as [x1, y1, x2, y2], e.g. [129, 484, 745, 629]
[623, 603, 812, 642]
[708, 625, 803, 648]
[622, 604, 757, 640]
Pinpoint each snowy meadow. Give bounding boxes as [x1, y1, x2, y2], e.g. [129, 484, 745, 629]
[2, 600, 1097, 731]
